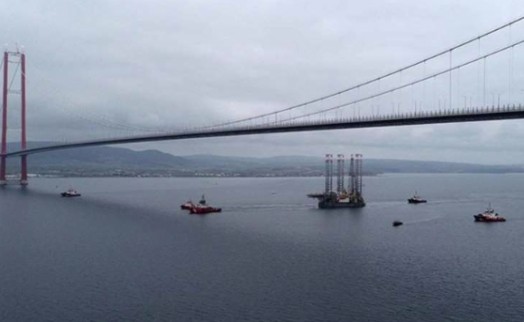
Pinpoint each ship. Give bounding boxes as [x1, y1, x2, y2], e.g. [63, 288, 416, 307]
[474, 205, 506, 222]
[307, 154, 365, 209]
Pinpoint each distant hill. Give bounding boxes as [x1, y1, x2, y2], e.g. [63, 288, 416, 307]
[4, 142, 524, 177]
[364, 159, 524, 174]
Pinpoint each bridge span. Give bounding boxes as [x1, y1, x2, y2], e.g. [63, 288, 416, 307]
[5, 104, 524, 158]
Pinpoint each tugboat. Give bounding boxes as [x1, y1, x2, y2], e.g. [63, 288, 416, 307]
[408, 192, 427, 204]
[474, 205, 506, 222]
[181, 195, 222, 214]
[61, 188, 81, 197]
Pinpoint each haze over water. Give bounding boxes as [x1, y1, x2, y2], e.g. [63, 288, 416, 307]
[1, 174, 524, 321]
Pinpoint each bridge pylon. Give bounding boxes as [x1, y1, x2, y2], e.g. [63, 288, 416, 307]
[1, 49, 27, 186]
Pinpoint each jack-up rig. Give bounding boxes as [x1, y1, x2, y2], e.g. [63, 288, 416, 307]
[307, 154, 365, 208]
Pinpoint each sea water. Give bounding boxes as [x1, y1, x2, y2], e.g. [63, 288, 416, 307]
[1, 174, 523, 321]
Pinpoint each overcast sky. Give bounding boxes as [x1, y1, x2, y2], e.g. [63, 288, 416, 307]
[2, 0, 524, 164]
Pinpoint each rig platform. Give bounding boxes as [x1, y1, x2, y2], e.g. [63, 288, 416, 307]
[308, 154, 365, 209]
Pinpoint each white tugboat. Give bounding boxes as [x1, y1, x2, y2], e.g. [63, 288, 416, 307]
[61, 188, 81, 197]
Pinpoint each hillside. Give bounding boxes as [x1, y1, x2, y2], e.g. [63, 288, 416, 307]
[4, 142, 524, 177]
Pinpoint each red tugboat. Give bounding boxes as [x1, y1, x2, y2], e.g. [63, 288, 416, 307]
[182, 195, 222, 214]
[474, 205, 506, 222]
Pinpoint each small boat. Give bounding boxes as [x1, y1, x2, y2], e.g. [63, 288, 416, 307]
[474, 205, 506, 222]
[61, 188, 81, 197]
[392, 220, 403, 227]
[408, 192, 427, 204]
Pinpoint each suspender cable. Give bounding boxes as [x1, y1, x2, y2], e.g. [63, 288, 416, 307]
[275, 39, 524, 124]
[209, 16, 524, 128]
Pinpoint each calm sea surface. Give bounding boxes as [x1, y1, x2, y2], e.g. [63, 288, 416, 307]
[1, 174, 524, 321]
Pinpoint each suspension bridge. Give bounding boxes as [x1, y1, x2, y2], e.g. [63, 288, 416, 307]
[2, 17, 524, 185]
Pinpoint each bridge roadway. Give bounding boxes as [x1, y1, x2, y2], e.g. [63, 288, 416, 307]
[4, 105, 524, 157]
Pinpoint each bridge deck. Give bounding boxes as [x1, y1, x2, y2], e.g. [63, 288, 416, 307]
[3, 105, 523, 157]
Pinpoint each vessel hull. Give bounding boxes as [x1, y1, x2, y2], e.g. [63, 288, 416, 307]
[318, 200, 366, 209]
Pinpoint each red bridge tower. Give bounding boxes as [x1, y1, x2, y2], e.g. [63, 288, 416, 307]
[0, 49, 27, 185]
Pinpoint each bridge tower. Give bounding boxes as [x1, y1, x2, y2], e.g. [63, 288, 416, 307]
[0, 49, 27, 185]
